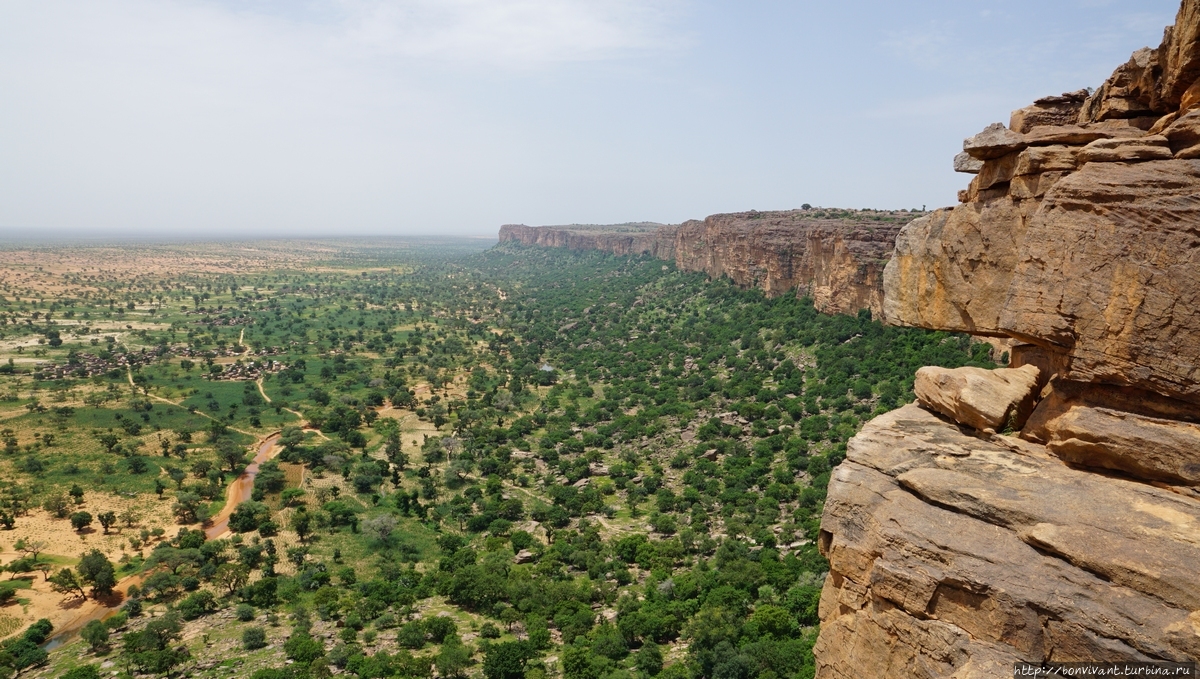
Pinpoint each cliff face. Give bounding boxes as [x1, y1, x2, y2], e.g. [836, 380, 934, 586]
[818, 2, 1200, 675]
[500, 210, 911, 317]
[498, 223, 678, 260]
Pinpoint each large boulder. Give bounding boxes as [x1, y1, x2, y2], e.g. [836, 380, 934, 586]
[953, 151, 983, 174]
[1022, 379, 1200, 485]
[963, 123, 1027, 160]
[914, 365, 1041, 431]
[1032, 404, 1200, 485]
[816, 405, 1200, 678]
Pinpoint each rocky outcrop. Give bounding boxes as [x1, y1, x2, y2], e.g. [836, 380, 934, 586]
[500, 210, 918, 317]
[913, 364, 1040, 432]
[820, 1, 1200, 675]
[816, 406, 1200, 678]
[884, 0, 1200, 405]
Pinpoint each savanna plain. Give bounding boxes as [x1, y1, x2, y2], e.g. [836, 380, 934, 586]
[0, 238, 994, 679]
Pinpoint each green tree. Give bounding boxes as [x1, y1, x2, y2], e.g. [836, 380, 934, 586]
[49, 567, 87, 599]
[283, 632, 324, 664]
[97, 433, 120, 454]
[97, 511, 117, 534]
[172, 492, 206, 523]
[483, 641, 532, 679]
[41, 493, 70, 518]
[81, 618, 110, 652]
[291, 510, 312, 543]
[636, 642, 664, 675]
[77, 549, 116, 597]
[216, 437, 247, 473]
[436, 639, 472, 679]
[215, 563, 249, 596]
[228, 501, 271, 533]
[70, 511, 93, 532]
[123, 613, 188, 675]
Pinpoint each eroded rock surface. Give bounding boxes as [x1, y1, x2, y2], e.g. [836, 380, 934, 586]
[500, 210, 914, 317]
[884, 0, 1200, 405]
[817, 406, 1200, 678]
[821, 1, 1200, 675]
[914, 364, 1040, 432]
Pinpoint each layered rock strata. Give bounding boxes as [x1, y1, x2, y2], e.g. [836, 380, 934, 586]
[497, 223, 678, 260]
[499, 210, 914, 316]
[820, 1, 1200, 675]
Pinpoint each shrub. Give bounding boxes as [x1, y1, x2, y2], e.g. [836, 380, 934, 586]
[283, 633, 323, 663]
[177, 590, 216, 620]
[423, 615, 457, 643]
[243, 626, 267, 650]
[236, 603, 256, 622]
[62, 666, 102, 679]
[396, 620, 425, 649]
[81, 619, 109, 652]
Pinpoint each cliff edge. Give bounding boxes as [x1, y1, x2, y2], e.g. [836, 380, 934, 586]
[499, 209, 916, 317]
[817, 1, 1200, 675]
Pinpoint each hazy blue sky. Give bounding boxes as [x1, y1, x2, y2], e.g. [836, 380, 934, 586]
[0, 0, 1180, 238]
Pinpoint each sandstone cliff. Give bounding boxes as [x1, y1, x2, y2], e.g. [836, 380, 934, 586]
[498, 223, 678, 260]
[499, 210, 914, 316]
[818, 1, 1200, 675]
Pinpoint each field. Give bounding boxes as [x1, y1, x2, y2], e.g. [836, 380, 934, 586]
[0, 237, 993, 679]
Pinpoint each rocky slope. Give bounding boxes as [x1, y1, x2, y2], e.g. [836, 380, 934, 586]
[499, 209, 915, 316]
[818, 1, 1200, 675]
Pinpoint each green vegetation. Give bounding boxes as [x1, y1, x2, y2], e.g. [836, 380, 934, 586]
[0, 239, 991, 679]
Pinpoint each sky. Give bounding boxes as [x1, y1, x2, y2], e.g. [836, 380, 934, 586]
[0, 0, 1182, 239]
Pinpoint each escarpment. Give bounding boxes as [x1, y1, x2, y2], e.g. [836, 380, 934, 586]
[499, 209, 914, 316]
[818, 1, 1200, 676]
[497, 223, 679, 260]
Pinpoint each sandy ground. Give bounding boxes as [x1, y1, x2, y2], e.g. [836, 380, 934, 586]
[0, 492, 195, 639]
[373, 408, 441, 460]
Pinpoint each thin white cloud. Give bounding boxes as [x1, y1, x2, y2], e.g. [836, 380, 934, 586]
[331, 0, 687, 67]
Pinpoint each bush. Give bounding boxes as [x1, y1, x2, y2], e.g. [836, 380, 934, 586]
[105, 611, 128, 630]
[510, 530, 534, 552]
[423, 615, 457, 643]
[396, 621, 425, 649]
[61, 666, 102, 679]
[284, 633, 323, 663]
[480, 622, 501, 639]
[243, 626, 267, 650]
[177, 590, 216, 620]
[236, 603, 256, 622]
[636, 642, 664, 676]
[81, 619, 109, 652]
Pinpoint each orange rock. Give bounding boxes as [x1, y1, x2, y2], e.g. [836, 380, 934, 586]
[914, 364, 1041, 431]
